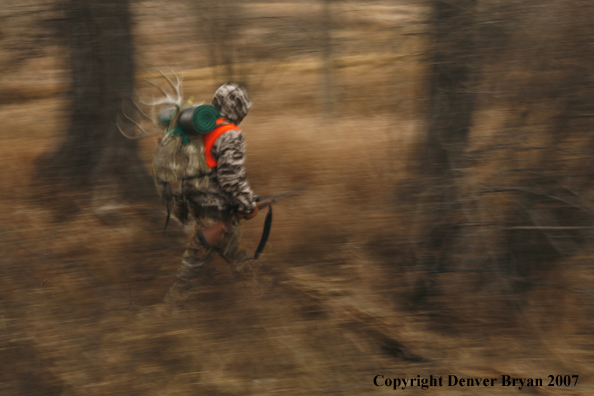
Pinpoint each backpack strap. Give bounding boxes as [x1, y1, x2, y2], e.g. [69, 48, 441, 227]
[160, 182, 173, 234]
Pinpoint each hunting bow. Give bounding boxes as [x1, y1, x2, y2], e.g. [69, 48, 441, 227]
[250, 185, 304, 259]
[197, 185, 305, 259]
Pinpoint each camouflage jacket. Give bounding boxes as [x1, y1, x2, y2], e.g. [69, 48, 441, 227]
[188, 129, 256, 213]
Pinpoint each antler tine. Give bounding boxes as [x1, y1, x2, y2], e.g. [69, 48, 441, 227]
[139, 96, 180, 107]
[176, 70, 183, 104]
[144, 78, 176, 103]
[130, 95, 155, 123]
[155, 67, 179, 89]
[116, 114, 141, 140]
[116, 112, 157, 140]
[155, 67, 183, 105]
[140, 68, 184, 108]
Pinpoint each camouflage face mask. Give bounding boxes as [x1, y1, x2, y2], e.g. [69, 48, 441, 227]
[211, 83, 252, 125]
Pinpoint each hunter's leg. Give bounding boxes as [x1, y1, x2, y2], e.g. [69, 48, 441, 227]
[217, 222, 251, 276]
[178, 226, 215, 279]
[164, 224, 214, 302]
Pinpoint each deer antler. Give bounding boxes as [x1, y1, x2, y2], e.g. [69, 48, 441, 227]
[116, 98, 157, 140]
[140, 68, 183, 107]
[117, 68, 185, 140]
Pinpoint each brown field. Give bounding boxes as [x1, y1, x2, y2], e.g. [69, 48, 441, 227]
[1, 1, 593, 395]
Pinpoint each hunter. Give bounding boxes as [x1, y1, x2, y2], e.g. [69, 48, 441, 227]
[164, 82, 258, 301]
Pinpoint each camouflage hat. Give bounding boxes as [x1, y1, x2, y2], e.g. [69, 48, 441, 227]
[211, 83, 252, 125]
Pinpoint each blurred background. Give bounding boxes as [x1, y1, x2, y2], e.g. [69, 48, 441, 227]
[1, 0, 594, 394]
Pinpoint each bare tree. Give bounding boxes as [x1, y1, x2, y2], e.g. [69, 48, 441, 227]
[405, 0, 594, 310]
[38, 0, 153, 206]
[410, 0, 479, 302]
[320, 0, 336, 113]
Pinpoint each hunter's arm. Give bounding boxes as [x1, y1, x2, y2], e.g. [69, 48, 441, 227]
[212, 130, 256, 213]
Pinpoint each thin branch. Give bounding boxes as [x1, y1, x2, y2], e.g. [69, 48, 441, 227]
[479, 187, 592, 215]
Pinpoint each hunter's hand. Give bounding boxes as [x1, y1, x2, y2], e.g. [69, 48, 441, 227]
[243, 206, 259, 220]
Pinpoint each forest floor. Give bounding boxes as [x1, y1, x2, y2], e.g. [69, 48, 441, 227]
[1, 1, 594, 395]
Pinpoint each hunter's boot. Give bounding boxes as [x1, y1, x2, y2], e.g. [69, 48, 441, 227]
[163, 233, 214, 302]
[163, 278, 193, 303]
[216, 224, 252, 279]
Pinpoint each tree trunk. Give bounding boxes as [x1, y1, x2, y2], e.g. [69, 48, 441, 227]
[412, 0, 478, 302]
[422, 0, 477, 177]
[39, 0, 153, 204]
[320, 0, 335, 114]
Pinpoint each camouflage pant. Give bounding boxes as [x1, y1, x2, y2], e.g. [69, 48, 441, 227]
[176, 208, 247, 280]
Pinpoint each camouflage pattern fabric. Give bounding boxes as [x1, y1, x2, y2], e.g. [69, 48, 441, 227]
[165, 83, 256, 300]
[176, 212, 247, 280]
[152, 132, 210, 202]
[158, 82, 255, 213]
[187, 129, 256, 213]
[211, 83, 252, 125]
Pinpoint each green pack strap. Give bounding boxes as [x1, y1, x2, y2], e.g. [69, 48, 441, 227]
[164, 125, 189, 145]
